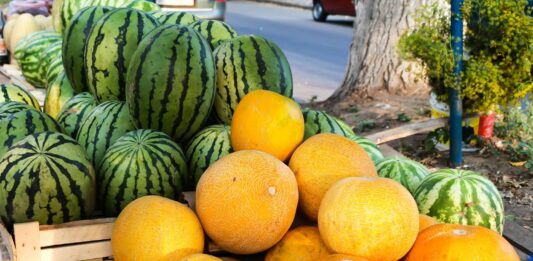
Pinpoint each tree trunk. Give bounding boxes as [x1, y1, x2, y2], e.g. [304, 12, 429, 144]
[327, 0, 431, 104]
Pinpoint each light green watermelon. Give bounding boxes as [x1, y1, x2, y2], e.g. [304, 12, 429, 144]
[124, 0, 161, 11]
[44, 72, 75, 119]
[57, 92, 98, 138]
[190, 20, 237, 50]
[0, 84, 41, 110]
[348, 135, 384, 164]
[375, 156, 430, 194]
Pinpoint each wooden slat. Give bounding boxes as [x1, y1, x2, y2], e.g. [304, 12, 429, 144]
[14, 222, 41, 261]
[40, 241, 111, 261]
[39, 220, 114, 247]
[365, 115, 479, 145]
[379, 144, 403, 157]
[503, 220, 533, 257]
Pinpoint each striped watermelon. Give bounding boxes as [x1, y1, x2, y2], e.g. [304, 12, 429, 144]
[57, 92, 98, 138]
[414, 169, 505, 234]
[63, 6, 113, 93]
[0, 109, 62, 159]
[77, 101, 136, 167]
[44, 72, 75, 119]
[185, 125, 232, 189]
[17, 34, 62, 87]
[0, 102, 34, 121]
[213, 35, 293, 124]
[14, 31, 60, 63]
[38, 41, 63, 86]
[0, 84, 41, 110]
[126, 25, 215, 143]
[52, 0, 134, 34]
[302, 108, 354, 139]
[190, 20, 238, 50]
[375, 156, 430, 194]
[125, 0, 161, 11]
[85, 8, 159, 102]
[46, 56, 65, 86]
[0, 132, 95, 226]
[153, 11, 199, 26]
[99, 129, 187, 216]
[348, 135, 384, 163]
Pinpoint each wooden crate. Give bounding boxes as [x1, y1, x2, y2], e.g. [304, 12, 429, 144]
[13, 218, 115, 261]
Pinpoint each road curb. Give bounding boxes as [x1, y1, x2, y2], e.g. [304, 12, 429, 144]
[239, 0, 312, 10]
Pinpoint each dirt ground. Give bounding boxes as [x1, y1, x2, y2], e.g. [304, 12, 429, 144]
[313, 93, 532, 233]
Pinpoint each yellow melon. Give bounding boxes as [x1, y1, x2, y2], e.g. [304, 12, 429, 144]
[179, 253, 222, 261]
[324, 254, 370, 261]
[231, 89, 304, 161]
[265, 226, 330, 261]
[419, 214, 439, 232]
[318, 177, 419, 261]
[196, 150, 299, 254]
[112, 196, 204, 261]
[289, 133, 377, 220]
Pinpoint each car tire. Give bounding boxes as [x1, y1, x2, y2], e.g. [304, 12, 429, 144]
[312, 1, 327, 22]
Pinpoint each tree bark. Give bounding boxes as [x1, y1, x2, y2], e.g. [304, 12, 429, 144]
[327, 0, 431, 104]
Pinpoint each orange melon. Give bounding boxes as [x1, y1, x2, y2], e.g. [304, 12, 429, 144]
[196, 150, 299, 254]
[179, 253, 222, 261]
[289, 133, 377, 220]
[265, 226, 330, 261]
[324, 254, 370, 261]
[406, 224, 519, 260]
[111, 196, 204, 261]
[230, 89, 304, 161]
[318, 177, 419, 261]
[419, 214, 439, 232]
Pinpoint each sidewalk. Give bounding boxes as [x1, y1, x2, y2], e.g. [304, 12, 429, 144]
[244, 0, 312, 9]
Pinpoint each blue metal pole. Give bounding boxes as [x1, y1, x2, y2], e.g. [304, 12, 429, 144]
[449, 0, 463, 167]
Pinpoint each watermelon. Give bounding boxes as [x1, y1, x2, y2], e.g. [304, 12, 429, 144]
[17, 34, 62, 87]
[125, 0, 161, 11]
[14, 31, 60, 63]
[85, 8, 159, 102]
[0, 102, 34, 121]
[153, 11, 199, 26]
[190, 20, 238, 50]
[126, 25, 215, 143]
[77, 101, 136, 168]
[375, 156, 430, 194]
[348, 135, 384, 163]
[57, 92, 98, 138]
[0, 84, 41, 110]
[213, 35, 293, 124]
[414, 169, 505, 234]
[44, 72, 75, 119]
[185, 125, 232, 189]
[38, 41, 63, 87]
[0, 132, 95, 226]
[52, 0, 134, 34]
[46, 56, 65, 86]
[0, 109, 62, 159]
[63, 6, 113, 93]
[302, 108, 354, 139]
[99, 129, 187, 216]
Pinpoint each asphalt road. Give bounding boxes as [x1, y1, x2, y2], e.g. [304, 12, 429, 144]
[225, 0, 354, 101]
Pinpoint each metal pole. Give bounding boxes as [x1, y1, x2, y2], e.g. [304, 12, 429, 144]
[449, 0, 463, 167]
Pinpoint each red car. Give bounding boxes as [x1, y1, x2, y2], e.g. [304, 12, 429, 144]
[312, 0, 355, 21]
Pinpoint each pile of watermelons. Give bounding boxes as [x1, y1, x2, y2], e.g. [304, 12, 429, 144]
[0, 0, 512, 259]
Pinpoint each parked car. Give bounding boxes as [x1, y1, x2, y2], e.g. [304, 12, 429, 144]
[156, 0, 226, 21]
[312, 0, 355, 22]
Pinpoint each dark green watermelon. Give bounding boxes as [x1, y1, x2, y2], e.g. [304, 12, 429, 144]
[185, 125, 232, 189]
[302, 108, 355, 139]
[0, 102, 35, 121]
[99, 129, 187, 216]
[152, 11, 199, 26]
[126, 25, 215, 143]
[0, 84, 41, 110]
[57, 92, 98, 138]
[63, 6, 113, 93]
[190, 20, 238, 50]
[0, 109, 63, 159]
[85, 8, 159, 102]
[76, 101, 136, 167]
[0, 132, 95, 226]
[38, 41, 63, 87]
[213, 35, 293, 124]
